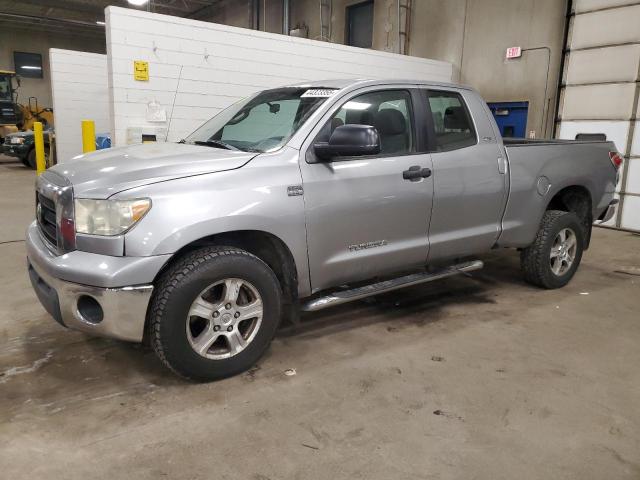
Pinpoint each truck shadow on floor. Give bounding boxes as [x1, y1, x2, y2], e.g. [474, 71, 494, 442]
[278, 250, 525, 339]
[5, 249, 531, 393]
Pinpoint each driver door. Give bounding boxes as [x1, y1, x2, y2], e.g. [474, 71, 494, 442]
[299, 87, 434, 293]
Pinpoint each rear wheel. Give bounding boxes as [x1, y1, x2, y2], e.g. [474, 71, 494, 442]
[520, 210, 585, 289]
[149, 246, 282, 381]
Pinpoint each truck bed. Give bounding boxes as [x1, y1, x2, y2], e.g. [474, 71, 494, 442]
[503, 138, 609, 147]
[498, 138, 617, 248]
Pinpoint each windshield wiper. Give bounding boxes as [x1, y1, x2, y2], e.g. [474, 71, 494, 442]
[193, 139, 240, 151]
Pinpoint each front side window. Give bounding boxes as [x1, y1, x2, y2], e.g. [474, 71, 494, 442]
[317, 89, 414, 156]
[427, 90, 476, 152]
[185, 87, 334, 153]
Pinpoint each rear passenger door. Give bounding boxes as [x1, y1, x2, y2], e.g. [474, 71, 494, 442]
[423, 88, 507, 261]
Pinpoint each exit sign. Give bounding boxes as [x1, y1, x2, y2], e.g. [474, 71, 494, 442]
[506, 46, 522, 59]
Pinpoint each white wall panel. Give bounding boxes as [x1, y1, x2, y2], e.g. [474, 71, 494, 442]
[49, 49, 109, 163]
[570, 4, 640, 50]
[558, 120, 630, 152]
[574, 0, 638, 13]
[625, 158, 640, 195]
[561, 83, 636, 120]
[631, 121, 640, 156]
[620, 196, 640, 231]
[565, 45, 640, 85]
[105, 6, 452, 145]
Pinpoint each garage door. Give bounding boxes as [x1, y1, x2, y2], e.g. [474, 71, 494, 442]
[557, 0, 640, 231]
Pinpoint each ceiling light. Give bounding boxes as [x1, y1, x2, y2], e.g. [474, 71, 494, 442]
[22, 66, 42, 70]
[127, 0, 149, 6]
[96, 20, 105, 25]
[342, 101, 371, 111]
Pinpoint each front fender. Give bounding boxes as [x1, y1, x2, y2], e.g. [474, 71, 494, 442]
[117, 148, 311, 296]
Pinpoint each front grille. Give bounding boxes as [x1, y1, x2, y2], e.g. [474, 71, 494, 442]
[0, 103, 17, 124]
[37, 192, 57, 246]
[36, 171, 75, 254]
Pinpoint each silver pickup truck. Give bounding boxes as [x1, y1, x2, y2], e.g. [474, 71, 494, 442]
[27, 79, 620, 380]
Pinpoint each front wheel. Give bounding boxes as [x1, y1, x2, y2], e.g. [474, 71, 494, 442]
[26, 147, 49, 170]
[148, 246, 282, 381]
[520, 210, 585, 289]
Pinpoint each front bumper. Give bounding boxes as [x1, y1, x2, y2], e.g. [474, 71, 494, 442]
[2, 142, 29, 158]
[28, 258, 153, 342]
[26, 222, 171, 342]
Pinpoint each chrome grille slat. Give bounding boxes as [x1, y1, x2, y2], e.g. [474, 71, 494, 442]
[39, 194, 55, 210]
[37, 192, 58, 247]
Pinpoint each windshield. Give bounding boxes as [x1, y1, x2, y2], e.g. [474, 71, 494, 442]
[0, 74, 12, 103]
[184, 87, 336, 153]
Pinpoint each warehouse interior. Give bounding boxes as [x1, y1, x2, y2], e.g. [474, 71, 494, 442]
[0, 1, 639, 478]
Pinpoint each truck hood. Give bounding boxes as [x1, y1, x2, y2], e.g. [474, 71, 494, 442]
[50, 143, 258, 198]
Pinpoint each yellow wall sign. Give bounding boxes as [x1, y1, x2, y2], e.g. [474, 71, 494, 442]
[133, 61, 149, 81]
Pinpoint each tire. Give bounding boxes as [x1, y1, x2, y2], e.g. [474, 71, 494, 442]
[26, 148, 37, 169]
[149, 246, 282, 381]
[26, 147, 49, 170]
[520, 210, 585, 289]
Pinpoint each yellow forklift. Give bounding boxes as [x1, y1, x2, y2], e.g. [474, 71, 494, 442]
[0, 69, 55, 168]
[0, 69, 20, 141]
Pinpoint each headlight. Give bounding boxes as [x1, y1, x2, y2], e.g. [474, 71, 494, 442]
[10, 137, 24, 145]
[75, 198, 151, 236]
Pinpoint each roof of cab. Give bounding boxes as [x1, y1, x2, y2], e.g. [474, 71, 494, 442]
[289, 78, 472, 91]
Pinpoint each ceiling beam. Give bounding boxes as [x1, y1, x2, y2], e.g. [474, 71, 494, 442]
[12, 0, 105, 16]
[11, 0, 219, 18]
[185, 0, 226, 19]
[0, 12, 105, 39]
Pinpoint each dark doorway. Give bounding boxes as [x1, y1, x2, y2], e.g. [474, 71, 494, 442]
[346, 1, 374, 48]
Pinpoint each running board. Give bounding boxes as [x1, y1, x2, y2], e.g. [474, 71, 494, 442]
[301, 260, 484, 312]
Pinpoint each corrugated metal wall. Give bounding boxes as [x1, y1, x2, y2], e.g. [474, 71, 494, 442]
[557, 0, 640, 231]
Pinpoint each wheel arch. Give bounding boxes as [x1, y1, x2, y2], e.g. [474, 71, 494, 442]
[152, 229, 300, 312]
[545, 185, 593, 248]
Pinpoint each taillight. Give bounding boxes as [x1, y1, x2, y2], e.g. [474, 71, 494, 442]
[609, 151, 624, 170]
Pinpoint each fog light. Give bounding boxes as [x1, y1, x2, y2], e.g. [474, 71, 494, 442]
[77, 295, 104, 324]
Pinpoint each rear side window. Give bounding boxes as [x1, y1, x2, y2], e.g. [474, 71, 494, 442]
[426, 90, 476, 152]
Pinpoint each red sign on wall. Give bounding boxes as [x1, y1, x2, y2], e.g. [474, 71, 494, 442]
[506, 46, 522, 59]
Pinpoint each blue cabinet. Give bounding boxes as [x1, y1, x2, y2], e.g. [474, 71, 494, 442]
[487, 101, 528, 139]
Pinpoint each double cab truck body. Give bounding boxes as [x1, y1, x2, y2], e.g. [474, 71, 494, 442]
[27, 79, 620, 379]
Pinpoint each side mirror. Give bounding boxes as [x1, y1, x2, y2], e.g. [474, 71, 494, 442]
[313, 124, 380, 161]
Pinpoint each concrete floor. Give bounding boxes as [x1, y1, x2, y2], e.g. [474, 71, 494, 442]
[1, 154, 639, 479]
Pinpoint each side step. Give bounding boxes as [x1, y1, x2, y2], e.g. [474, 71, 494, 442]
[301, 260, 483, 312]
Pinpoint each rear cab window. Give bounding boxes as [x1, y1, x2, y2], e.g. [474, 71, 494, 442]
[426, 90, 477, 152]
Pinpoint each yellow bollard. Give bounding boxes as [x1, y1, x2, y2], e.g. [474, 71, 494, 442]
[33, 121, 46, 175]
[81, 120, 96, 153]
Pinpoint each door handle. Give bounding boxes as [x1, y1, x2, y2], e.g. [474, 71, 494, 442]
[403, 165, 432, 181]
[497, 156, 507, 174]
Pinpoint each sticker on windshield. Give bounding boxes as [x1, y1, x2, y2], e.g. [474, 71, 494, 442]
[301, 89, 338, 98]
